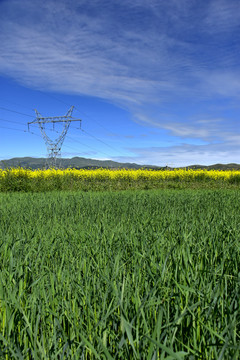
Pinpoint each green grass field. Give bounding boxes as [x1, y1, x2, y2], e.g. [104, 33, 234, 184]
[0, 190, 239, 359]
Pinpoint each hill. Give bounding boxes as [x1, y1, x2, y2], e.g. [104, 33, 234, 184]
[0, 157, 160, 170]
[185, 163, 240, 171]
[0, 157, 239, 171]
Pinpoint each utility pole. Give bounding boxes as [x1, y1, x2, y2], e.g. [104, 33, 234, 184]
[28, 106, 81, 168]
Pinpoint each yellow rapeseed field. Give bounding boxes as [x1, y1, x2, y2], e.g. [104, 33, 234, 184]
[0, 167, 240, 180]
[0, 167, 240, 191]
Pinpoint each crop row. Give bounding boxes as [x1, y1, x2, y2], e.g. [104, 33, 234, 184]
[0, 190, 239, 358]
[0, 168, 240, 191]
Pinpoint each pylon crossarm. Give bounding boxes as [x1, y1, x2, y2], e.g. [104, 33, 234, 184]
[30, 117, 81, 123]
[28, 106, 82, 168]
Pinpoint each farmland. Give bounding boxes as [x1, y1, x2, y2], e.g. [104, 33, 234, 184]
[1, 167, 240, 192]
[0, 188, 239, 359]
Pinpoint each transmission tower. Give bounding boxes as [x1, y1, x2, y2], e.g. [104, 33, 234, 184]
[28, 106, 81, 168]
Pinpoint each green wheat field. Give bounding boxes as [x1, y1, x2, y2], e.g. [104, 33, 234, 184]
[0, 189, 239, 359]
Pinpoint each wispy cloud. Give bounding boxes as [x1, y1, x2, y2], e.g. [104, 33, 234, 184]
[116, 140, 240, 167]
[204, 0, 240, 33]
[134, 113, 238, 143]
[1, 0, 239, 106]
[0, 0, 240, 165]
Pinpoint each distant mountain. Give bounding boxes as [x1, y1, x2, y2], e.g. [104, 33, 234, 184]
[0, 157, 161, 170]
[185, 163, 240, 171]
[0, 157, 239, 171]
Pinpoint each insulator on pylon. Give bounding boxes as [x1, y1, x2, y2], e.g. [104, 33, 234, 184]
[28, 106, 82, 168]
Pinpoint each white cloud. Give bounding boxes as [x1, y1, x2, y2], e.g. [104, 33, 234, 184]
[116, 141, 240, 167]
[201, 71, 240, 98]
[0, 0, 240, 166]
[204, 0, 240, 33]
[1, 0, 239, 107]
[133, 113, 239, 143]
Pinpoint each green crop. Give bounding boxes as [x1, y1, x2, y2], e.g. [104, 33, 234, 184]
[1, 168, 240, 192]
[0, 190, 239, 359]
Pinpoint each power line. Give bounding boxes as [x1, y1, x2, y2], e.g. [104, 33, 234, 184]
[0, 104, 114, 159]
[0, 117, 27, 126]
[62, 143, 96, 157]
[35, 90, 126, 150]
[0, 103, 114, 159]
[0, 102, 123, 154]
[74, 105, 118, 137]
[0, 98, 128, 160]
[0, 125, 28, 133]
[0, 124, 42, 138]
[80, 128, 120, 154]
[0, 106, 34, 118]
[28, 106, 82, 168]
[35, 90, 112, 132]
[0, 118, 114, 159]
[0, 98, 36, 113]
[66, 134, 111, 158]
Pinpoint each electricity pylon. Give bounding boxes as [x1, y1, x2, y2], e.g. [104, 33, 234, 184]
[28, 106, 81, 168]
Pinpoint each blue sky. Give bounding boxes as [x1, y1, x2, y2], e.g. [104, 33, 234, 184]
[0, 0, 240, 166]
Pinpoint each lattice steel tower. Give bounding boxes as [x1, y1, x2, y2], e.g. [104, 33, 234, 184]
[28, 106, 81, 168]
